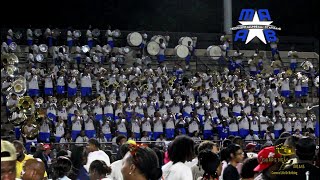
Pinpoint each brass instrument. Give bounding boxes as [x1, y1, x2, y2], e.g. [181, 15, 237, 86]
[213, 101, 221, 109]
[250, 87, 256, 94]
[301, 60, 313, 71]
[301, 75, 309, 84]
[17, 96, 35, 115]
[74, 97, 82, 105]
[73, 30, 82, 38]
[285, 69, 293, 77]
[6, 53, 19, 65]
[6, 65, 18, 77]
[239, 82, 246, 90]
[314, 76, 319, 87]
[101, 79, 109, 89]
[11, 76, 27, 96]
[81, 45, 90, 53]
[279, 96, 286, 104]
[140, 84, 148, 91]
[113, 81, 120, 89]
[50, 96, 58, 104]
[264, 98, 270, 104]
[35, 97, 44, 108]
[34, 29, 42, 37]
[8, 112, 27, 126]
[291, 51, 298, 58]
[21, 117, 40, 140]
[215, 80, 223, 87]
[9, 42, 18, 51]
[92, 28, 101, 37]
[61, 99, 69, 107]
[39, 44, 48, 53]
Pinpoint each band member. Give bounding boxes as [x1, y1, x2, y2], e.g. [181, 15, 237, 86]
[56, 71, 66, 96]
[142, 117, 153, 139]
[44, 74, 54, 97]
[54, 118, 65, 143]
[288, 46, 298, 71]
[101, 118, 112, 141]
[269, 38, 279, 60]
[80, 71, 93, 98]
[116, 118, 128, 137]
[67, 28, 73, 49]
[140, 33, 147, 55]
[106, 26, 114, 48]
[153, 113, 164, 140]
[71, 110, 83, 141]
[165, 113, 176, 140]
[84, 115, 96, 138]
[27, 28, 33, 46]
[185, 41, 193, 69]
[22, 120, 39, 153]
[7, 29, 13, 45]
[86, 27, 93, 48]
[27, 70, 40, 97]
[157, 38, 166, 64]
[39, 118, 51, 143]
[131, 115, 141, 140]
[44, 28, 53, 47]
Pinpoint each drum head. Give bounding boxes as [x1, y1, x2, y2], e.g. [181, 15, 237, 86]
[179, 37, 193, 46]
[127, 32, 143, 46]
[147, 41, 160, 56]
[207, 46, 222, 60]
[174, 45, 189, 58]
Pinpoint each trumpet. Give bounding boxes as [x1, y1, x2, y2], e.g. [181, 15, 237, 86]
[113, 81, 120, 89]
[239, 82, 246, 90]
[35, 97, 44, 107]
[140, 84, 148, 91]
[279, 96, 286, 104]
[74, 97, 82, 105]
[61, 99, 69, 107]
[101, 79, 109, 89]
[215, 81, 223, 87]
[285, 69, 293, 77]
[264, 98, 270, 104]
[213, 101, 221, 109]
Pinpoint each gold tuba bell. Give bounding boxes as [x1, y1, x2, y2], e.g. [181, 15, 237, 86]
[17, 96, 35, 115]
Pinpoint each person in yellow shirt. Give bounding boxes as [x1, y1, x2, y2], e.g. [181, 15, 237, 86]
[13, 140, 48, 179]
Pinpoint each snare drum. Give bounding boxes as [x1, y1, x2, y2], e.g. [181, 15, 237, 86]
[174, 45, 189, 58]
[127, 32, 143, 46]
[179, 37, 193, 46]
[206, 46, 222, 60]
[147, 41, 160, 56]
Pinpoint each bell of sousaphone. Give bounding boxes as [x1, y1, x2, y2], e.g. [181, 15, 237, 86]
[21, 119, 40, 140]
[39, 44, 48, 53]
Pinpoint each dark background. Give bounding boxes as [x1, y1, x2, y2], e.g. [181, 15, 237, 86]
[2, 0, 318, 39]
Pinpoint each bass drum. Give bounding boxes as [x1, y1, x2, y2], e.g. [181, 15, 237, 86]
[147, 41, 160, 56]
[174, 45, 189, 58]
[127, 32, 143, 46]
[206, 46, 222, 60]
[179, 37, 193, 46]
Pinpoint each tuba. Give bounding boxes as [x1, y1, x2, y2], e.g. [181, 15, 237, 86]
[301, 61, 313, 71]
[39, 44, 48, 53]
[9, 112, 27, 126]
[6, 65, 18, 77]
[73, 30, 82, 38]
[17, 96, 35, 115]
[11, 76, 27, 96]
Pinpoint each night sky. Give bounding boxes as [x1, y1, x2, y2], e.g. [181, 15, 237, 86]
[2, 0, 319, 39]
